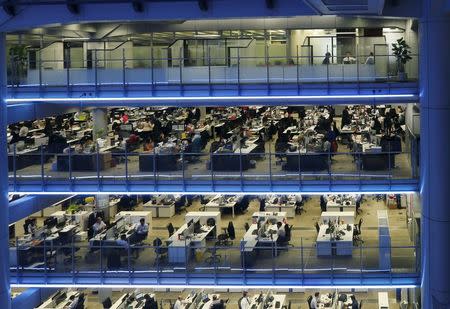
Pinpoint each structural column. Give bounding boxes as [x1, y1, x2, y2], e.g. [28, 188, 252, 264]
[0, 32, 11, 308]
[420, 0, 450, 307]
[92, 108, 108, 141]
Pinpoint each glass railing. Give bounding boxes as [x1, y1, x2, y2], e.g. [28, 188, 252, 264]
[7, 54, 419, 88]
[9, 239, 419, 284]
[8, 144, 418, 190]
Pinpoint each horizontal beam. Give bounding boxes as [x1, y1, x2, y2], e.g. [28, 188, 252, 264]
[9, 179, 419, 194]
[10, 272, 420, 288]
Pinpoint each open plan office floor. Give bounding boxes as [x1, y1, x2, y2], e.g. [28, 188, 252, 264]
[21, 194, 416, 275]
[9, 136, 414, 184]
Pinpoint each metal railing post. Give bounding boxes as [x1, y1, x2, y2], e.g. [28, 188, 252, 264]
[210, 152, 214, 191]
[66, 58, 70, 90]
[38, 51, 42, 90]
[150, 46, 154, 92]
[13, 144, 17, 191]
[296, 45, 300, 94]
[71, 236, 75, 280]
[153, 149, 157, 189]
[96, 142, 100, 190]
[239, 148, 243, 190]
[265, 46, 270, 93]
[237, 48, 240, 94]
[360, 244, 363, 283]
[94, 50, 98, 95]
[268, 144, 273, 189]
[181, 153, 186, 191]
[122, 48, 126, 90]
[179, 47, 183, 85]
[298, 146, 302, 190]
[208, 46, 211, 94]
[125, 145, 129, 187]
[68, 146, 73, 188]
[40, 146, 44, 186]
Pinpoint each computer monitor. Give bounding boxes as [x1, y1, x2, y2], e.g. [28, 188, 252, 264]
[194, 220, 201, 233]
[115, 216, 125, 230]
[44, 216, 58, 229]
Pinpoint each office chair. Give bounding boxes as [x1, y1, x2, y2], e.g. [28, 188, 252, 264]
[167, 223, 175, 238]
[295, 201, 306, 215]
[244, 222, 250, 232]
[306, 295, 313, 309]
[215, 228, 233, 247]
[227, 221, 236, 240]
[102, 297, 112, 309]
[204, 248, 221, 266]
[315, 222, 320, 234]
[174, 197, 187, 214]
[76, 293, 85, 309]
[285, 224, 293, 246]
[353, 218, 364, 246]
[153, 237, 168, 265]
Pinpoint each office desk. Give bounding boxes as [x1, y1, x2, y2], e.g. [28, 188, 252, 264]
[8, 147, 49, 171]
[316, 224, 353, 256]
[115, 211, 152, 229]
[168, 224, 215, 263]
[320, 211, 355, 225]
[284, 152, 329, 172]
[110, 292, 155, 309]
[36, 290, 80, 309]
[139, 152, 180, 172]
[265, 199, 296, 218]
[325, 195, 356, 212]
[89, 224, 136, 250]
[205, 196, 238, 218]
[51, 210, 92, 231]
[317, 293, 335, 308]
[167, 211, 220, 263]
[143, 200, 175, 218]
[212, 151, 252, 171]
[56, 152, 112, 171]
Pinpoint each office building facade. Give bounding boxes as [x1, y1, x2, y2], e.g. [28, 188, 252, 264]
[0, 0, 448, 308]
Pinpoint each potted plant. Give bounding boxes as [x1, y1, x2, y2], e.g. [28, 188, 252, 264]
[391, 38, 412, 81]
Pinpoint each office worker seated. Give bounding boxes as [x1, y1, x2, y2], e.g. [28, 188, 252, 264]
[92, 217, 107, 236]
[27, 218, 37, 236]
[210, 295, 223, 309]
[116, 234, 129, 249]
[143, 294, 158, 309]
[239, 291, 251, 309]
[350, 295, 359, 309]
[342, 52, 356, 64]
[310, 292, 320, 309]
[276, 222, 286, 243]
[191, 132, 202, 153]
[134, 218, 149, 242]
[143, 138, 155, 152]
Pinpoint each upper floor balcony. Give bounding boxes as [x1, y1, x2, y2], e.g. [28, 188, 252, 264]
[6, 32, 419, 103]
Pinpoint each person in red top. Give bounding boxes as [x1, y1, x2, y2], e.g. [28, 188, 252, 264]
[122, 113, 129, 123]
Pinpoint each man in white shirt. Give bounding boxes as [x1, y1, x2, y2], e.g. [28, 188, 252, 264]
[66, 294, 79, 309]
[343, 52, 356, 64]
[239, 291, 251, 309]
[310, 292, 320, 309]
[173, 296, 184, 309]
[365, 52, 375, 64]
[135, 218, 149, 242]
[92, 217, 106, 236]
